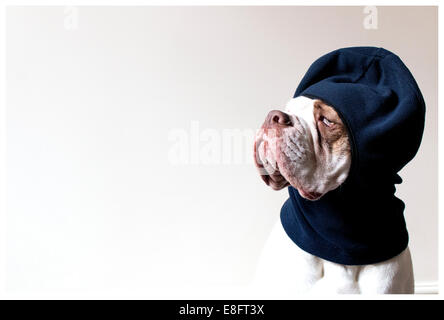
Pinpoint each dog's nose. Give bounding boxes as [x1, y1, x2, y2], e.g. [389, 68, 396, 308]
[267, 110, 292, 126]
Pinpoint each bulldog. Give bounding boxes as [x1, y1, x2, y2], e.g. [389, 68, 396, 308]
[253, 96, 414, 294]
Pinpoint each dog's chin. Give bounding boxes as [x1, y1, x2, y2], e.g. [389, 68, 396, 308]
[276, 155, 324, 201]
[278, 171, 324, 201]
[297, 188, 323, 201]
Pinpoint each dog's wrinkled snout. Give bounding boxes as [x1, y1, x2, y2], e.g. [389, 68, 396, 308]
[267, 110, 292, 127]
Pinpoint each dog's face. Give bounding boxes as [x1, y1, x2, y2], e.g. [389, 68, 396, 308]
[254, 96, 351, 200]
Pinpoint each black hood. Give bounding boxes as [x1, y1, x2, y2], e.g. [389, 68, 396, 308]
[280, 47, 425, 265]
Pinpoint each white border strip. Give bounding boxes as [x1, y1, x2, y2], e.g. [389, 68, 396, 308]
[1, 0, 442, 6]
[0, 0, 7, 300]
[415, 282, 439, 294]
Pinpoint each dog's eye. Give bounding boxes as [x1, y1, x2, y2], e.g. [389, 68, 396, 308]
[321, 116, 333, 127]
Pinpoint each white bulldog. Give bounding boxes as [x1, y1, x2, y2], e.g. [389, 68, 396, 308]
[253, 96, 414, 294]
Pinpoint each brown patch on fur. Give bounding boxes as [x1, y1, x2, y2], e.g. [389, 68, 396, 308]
[313, 100, 350, 156]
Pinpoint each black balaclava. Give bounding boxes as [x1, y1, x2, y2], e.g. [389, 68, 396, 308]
[280, 47, 426, 265]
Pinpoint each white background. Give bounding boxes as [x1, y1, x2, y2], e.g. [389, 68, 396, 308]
[4, 6, 438, 296]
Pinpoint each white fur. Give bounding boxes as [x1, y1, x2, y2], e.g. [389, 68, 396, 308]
[253, 222, 414, 294]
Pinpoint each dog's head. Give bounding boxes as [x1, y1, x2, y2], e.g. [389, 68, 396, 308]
[254, 96, 351, 200]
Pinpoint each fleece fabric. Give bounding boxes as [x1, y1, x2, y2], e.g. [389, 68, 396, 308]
[280, 47, 426, 265]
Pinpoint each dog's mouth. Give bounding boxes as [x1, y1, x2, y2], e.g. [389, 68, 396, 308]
[255, 124, 325, 201]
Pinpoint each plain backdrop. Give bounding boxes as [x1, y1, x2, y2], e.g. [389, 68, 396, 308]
[5, 6, 437, 296]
